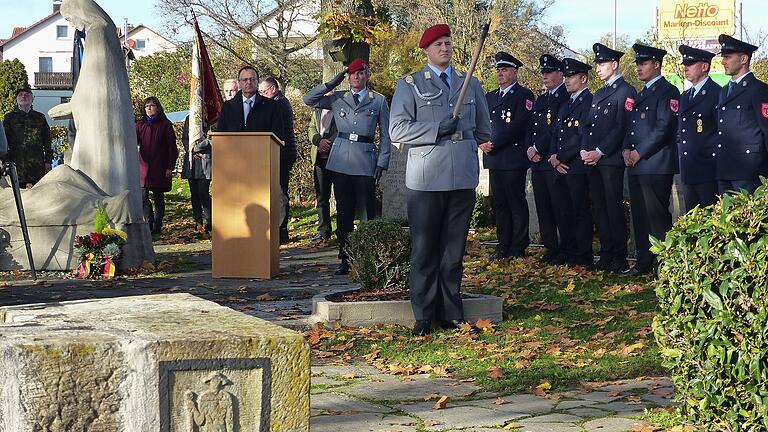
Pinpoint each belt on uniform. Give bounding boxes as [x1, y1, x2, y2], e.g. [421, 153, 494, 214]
[338, 132, 374, 143]
[443, 130, 474, 141]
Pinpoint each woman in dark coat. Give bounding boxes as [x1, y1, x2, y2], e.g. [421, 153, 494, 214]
[136, 96, 178, 234]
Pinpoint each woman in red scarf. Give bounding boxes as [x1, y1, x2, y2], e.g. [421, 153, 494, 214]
[136, 96, 178, 234]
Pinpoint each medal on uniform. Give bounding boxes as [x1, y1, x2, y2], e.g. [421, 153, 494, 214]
[604, 108, 609, 114]
[339, 111, 346, 118]
[697, 118, 703, 133]
[640, 113, 646, 119]
[574, 120, 579, 127]
[505, 111, 512, 123]
[547, 112, 552, 125]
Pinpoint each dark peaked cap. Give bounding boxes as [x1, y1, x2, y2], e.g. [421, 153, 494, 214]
[718, 34, 759, 55]
[593, 43, 624, 62]
[562, 58, 591, 76]
[495, 51, 523, 69]
[632, 43, 667, 62]
[539, 54, 563, 73]
[678, 44, 715, 65]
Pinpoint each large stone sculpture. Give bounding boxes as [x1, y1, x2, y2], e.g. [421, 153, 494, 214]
[0, 0, 154, 270]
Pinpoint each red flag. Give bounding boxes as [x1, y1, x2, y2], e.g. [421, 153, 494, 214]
[192, 16, 222, 127]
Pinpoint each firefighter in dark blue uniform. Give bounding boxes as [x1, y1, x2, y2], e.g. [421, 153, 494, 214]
[622, 43, 679, 276]
[581, 43, 637, 273]
[548, 58, 594, 268]
[483, 52, 535, 260]
[677, 44, 720, 211]
[526, 54, 570, 264]
[715, 34, 768, 194]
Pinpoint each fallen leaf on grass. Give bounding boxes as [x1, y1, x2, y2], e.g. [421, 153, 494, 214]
[475, 319, 495, 331]
[340, 373, 356, 380]
[424, 392, 442, 401]
[607, 391, 621, 397]
[432, 396, 450, 410]
[632, 426, 663, 432]
[513, 360, 530, 369]
[617, 342, 646, 357]
[488, 366, 505, 379]
[494, 397, 505, 405]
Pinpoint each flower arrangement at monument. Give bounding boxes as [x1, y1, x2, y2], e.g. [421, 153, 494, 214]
[73, 203, 127, 279]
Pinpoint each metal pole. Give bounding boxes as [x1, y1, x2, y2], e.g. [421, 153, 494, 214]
[740, 1, 743, 39]
[613, 0, 617, 49]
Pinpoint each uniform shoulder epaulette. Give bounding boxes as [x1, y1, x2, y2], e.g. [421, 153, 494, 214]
[403, 73, 416, 84]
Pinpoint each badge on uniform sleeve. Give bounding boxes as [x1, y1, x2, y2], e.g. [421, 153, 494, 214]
[670, 99, 679, 113]
[762, 103, 768, 119]
[525, 99, 533, 111]
[625, 97, 635, 111]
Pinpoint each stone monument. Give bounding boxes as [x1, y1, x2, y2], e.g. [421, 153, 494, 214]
[0, 0, 154, 270]
[0, 294, 310, 431]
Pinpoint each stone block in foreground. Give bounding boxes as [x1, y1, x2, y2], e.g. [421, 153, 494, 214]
[0, 293, 309, 432]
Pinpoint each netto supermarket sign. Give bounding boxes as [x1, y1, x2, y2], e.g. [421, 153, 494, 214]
[658, 0, 735, 39]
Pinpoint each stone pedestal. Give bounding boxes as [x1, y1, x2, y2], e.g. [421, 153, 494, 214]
[381, 144, 491, 221]
[0, 294, 310, 432]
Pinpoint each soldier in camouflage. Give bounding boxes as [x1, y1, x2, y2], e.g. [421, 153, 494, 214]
[2, 86, 52, 186]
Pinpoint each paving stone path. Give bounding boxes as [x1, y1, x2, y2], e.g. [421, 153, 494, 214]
[0, 243, 675, 431]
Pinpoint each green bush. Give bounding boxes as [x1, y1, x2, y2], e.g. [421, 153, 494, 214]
[651, 182, 768, 429]
[346, 219, 410, 292]
[471, 192, 493, 229]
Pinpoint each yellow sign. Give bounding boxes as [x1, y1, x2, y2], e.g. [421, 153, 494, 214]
[658, 0, 735, 39]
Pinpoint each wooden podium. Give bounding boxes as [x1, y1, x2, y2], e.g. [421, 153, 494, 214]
[210, 132, 283, 279]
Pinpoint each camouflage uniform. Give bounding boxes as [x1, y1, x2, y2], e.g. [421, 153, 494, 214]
[2, 107, 52, 184]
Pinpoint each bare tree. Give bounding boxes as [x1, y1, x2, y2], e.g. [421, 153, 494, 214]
[156, 0, 320, 85]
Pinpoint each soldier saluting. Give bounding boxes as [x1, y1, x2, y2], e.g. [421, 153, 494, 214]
[677, 44, 720, 211]
[715, 34, 768, 195]
[389, 24, 491, 336]
[303, 58, 391, 275]
[581, 43, 637, 273]
[622, 43, 679, 277]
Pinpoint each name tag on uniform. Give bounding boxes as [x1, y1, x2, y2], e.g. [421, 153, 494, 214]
[349, 133, 359, 141]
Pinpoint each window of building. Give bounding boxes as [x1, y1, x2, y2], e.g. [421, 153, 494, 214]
[39, 57, 53, 73]
[57, 25, 68, 38]
[135, 39, 146, 49]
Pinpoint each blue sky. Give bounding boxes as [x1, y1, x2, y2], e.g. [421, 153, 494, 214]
[0, 0, 164, 39]
[541, 0, 767, 52]
[2, 0, 766, 54]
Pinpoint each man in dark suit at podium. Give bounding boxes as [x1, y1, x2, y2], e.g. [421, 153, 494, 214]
[217, 65, 285, 144]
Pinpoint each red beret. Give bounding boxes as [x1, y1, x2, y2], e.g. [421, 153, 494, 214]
[347, 58, 368, 74]
[419, 24, 451, 49]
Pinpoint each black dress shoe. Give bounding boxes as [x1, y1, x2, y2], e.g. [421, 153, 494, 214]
[441, 320, 480, 333]
[621, 266, 651, 277]
[488, 250, 507, 262]
[334, 261, 350, 275]
[412, 320, 432, 336]
[549, 254, 568, 265]
[593, 258, 612, 270]
[310, 232, 331, 242]
[541, 251, 557, 263]
[609, 260, 629, 274]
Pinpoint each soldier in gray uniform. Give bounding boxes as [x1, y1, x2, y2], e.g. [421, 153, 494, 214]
[304, 58, 391, 275]
[389, 24, 492, 336]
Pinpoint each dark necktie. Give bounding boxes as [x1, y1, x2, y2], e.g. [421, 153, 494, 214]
[727, 81, 736, 97]
[353, 93, 360, 106]
[689, 89, 695, 102]
[440, 72, 450, 89]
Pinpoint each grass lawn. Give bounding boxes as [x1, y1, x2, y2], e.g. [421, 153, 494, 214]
[312, 232, 664, 395]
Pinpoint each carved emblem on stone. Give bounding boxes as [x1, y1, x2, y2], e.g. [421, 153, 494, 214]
[184, 372, 237, 432]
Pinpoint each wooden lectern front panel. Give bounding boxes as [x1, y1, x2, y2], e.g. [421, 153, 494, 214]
[211, 132, 281, 278]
